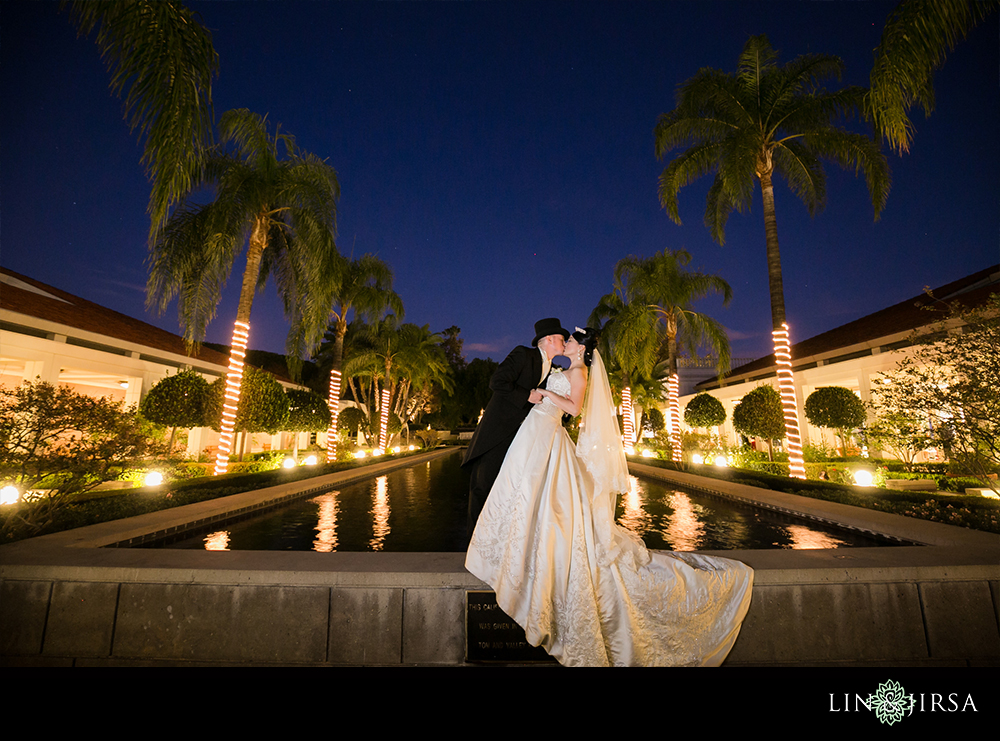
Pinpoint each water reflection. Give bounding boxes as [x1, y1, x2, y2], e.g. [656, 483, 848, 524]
[783, 525, 846, 550]
[618, 476, 652, 534]
[204, 530, 230, 550]
[659, 489, 705, 552]
[370, 476, 390, 550]
[158, 453, 892, 552]
[312, 491, 340, 552]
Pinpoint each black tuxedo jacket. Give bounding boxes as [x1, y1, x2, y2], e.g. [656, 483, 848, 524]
[462, 345, 544, 466]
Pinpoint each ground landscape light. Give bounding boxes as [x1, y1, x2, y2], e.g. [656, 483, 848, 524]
[304, 455, 317, 466]
[854, 470, 874, 487]
[282, 457, 296, 469]
[144, 471, 163, 487]
[715, 456, 729, 467]
[0, 486, 19, 505]
[692, 454, 704, 464]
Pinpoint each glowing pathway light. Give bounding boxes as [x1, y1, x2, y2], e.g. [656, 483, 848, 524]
[667, 373, 681, 463]
[326, 369, 342, 463]
[215, 320, 250, 476]
[622, 386, 635, 455]
[772, 323, 806, 480]
[853, 469, 874, 487]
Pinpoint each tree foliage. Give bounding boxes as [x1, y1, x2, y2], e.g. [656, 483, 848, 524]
[613, 249, 733, 376]
[655, 33, 889, 477]
[864, 401, 933, 473]
[66, 0, 219, 245]
[342, 316, 453, 441]
[285, 389, 331, 432]
[870, 294, 1000, 489]
[804, 386, 867, 456]
[641, 407, 666, 434]
[732, 385, 785, 457]
[316, 253, 404, 458]
[0, 380, 157, 539]
[684, 393, 727, 429]
[433, 357, 500, 429]
[147, 108, 341, 376]
[139, 370, 210, 454]
[867, 0, 998, 154]
[206, 365, 290, 436]
[655, 34, 890, 278]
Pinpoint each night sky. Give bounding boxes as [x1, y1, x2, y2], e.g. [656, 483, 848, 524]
[2, 1, 998, 365]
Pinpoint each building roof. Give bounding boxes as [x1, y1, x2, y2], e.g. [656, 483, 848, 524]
[1, 266, 233, 373]
[696, 264, 1000, 391]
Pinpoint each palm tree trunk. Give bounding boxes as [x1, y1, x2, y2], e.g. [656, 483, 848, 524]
[621, 376, 635, 455]
[759, 171, 806, 479]
[325, 323, 346, 463]
[214, 220, 266, 475]
[378, 387, 391, 451]
[667, 373, 681, 463]
[666, 331, 681, 463]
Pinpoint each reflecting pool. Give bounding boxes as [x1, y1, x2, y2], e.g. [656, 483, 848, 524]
[152, 451, 899, 552]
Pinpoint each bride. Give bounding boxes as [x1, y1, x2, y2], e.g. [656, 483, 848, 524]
[465, 327, 753, 666]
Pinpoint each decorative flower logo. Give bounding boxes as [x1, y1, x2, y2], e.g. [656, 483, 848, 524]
[868, 680, 914, 725]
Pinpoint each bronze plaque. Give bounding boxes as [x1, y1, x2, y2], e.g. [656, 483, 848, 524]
[465, 591, 554, 663]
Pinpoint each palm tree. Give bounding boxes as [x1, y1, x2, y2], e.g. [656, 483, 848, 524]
[867, 0, 998, 154]
[343, 317, 450, 451]
[318, 254, 404, 461]
[389, 324, 454, 437]
[614, 249, 732, 462]
[147, 109, 341, 474]
[66, 1, 218, 245]
[655, 34, 891, 478]
[590, 278, 664, 454]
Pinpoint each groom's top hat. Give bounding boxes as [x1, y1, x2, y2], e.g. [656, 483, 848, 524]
[532, 317, 569, 346]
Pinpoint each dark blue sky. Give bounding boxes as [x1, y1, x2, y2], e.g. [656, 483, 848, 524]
[2, 1, 997, 364]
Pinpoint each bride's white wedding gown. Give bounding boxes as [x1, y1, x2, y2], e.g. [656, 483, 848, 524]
[465, 370, 753, 667]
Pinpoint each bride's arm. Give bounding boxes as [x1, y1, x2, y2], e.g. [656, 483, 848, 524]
[538, 368, 587, 416]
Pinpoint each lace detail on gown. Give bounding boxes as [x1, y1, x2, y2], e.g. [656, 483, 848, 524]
[465, 370, 753, 666]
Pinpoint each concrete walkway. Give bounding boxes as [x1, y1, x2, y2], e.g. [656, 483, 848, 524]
[2, 450, 998, 666]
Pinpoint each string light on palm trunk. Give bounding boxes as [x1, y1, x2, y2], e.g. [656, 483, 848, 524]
[377, 387, 391, 452]
[326, 369, 342, 463]
[622, 386, 635, 455]
[772, 323, 806, 479]
[214, 320, 250, 475]
[668, 373, 681, 463]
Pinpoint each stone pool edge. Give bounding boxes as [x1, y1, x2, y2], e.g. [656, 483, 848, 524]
[1, 450, 998, 666]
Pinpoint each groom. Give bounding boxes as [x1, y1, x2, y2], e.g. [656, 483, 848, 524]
[463, 317, 569, 537]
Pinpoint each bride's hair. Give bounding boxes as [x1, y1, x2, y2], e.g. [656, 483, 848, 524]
[571, 327, 600, 367]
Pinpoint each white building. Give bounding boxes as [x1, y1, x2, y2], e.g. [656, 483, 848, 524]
[0, 267, 317, 458]
[679, 264, 999, 457]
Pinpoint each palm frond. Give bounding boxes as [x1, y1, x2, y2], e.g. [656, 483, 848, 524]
[867, 0, 998, 153]
[66, 1, 219, 245]
[802, 130, 891, 219]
